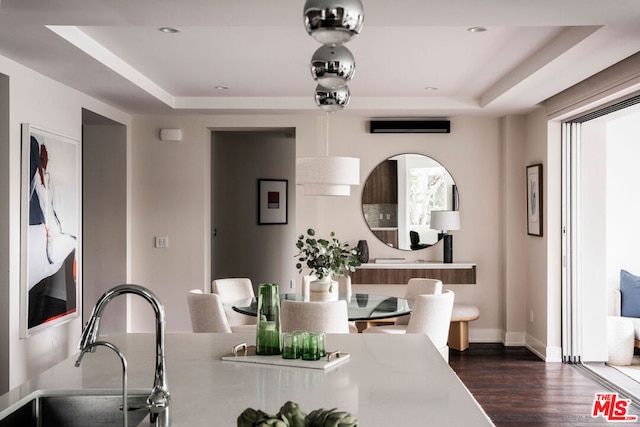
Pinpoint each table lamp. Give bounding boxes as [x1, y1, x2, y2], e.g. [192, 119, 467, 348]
[430, 210, 461, 263]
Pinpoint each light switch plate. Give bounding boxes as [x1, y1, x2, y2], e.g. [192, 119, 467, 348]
[155, 236, 169, 248]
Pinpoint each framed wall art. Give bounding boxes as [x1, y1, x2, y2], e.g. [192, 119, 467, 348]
[258, 179, 288, 225]
[526, 163, 543, 237]
[20, 124, 81, 336]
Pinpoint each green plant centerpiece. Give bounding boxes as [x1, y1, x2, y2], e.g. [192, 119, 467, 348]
[295, 228, 361, 301]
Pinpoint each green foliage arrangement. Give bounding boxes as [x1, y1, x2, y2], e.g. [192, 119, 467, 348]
[295, 228, 361, 280]
[237, 401, 358, 427]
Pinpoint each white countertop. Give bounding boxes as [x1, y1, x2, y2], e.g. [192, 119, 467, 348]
[0, 333, 493, 426]
[358, 261, 476, 269]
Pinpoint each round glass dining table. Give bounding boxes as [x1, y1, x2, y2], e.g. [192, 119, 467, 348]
[231, 293, 412, 322]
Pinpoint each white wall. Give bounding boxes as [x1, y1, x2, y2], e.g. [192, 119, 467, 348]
[545, 119, 563, 362]
[523, 108, 562, 361]
[0, 54, 131, 389]
[82, 123, 127, 334]
[502, 116, 527, 346]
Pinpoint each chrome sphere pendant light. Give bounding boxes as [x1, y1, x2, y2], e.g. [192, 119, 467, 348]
[314, 84, 350, 112]
[303, 0, 364, 46]
[298, 0, 363, 196]
[311, 45, 355, 89]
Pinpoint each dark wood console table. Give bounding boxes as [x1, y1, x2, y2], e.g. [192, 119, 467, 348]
[350, 262, 476, 285]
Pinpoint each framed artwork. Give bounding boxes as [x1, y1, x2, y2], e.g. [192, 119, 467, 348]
[258, 179, 288, 225]
[527, 163, 543, 236]
[20, 124, 81, 336]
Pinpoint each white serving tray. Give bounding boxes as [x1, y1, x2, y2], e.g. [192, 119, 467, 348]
[221, 344, 350, 370]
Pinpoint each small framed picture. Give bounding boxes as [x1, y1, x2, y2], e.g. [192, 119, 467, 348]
[258, 179, 288, 225]
[526, 164, 543, 236]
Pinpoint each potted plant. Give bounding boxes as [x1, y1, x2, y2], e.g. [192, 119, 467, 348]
[295, 228, 361, 301]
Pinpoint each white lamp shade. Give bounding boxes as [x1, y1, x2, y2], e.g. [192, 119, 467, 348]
[430, 210, 460, 232]
[296, 156, 360, 196]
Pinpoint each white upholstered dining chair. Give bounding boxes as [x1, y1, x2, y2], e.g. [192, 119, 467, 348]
[187, 290, 256, 333]
[363, 290, 455, 361]
[211, 277, 257, 327]
[281, 300, 351, 334]
[395, 278, 443, 326]
[187, 290, 232, 333]
[299, 275, 358, 332]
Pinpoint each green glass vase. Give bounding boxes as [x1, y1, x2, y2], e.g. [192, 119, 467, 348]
[256, 283, 281, 355]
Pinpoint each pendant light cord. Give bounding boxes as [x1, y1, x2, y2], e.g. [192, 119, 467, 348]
[325, 112, 330, 157]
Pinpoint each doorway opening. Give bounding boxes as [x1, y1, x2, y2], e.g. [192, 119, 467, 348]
[210, 129, 297, 293]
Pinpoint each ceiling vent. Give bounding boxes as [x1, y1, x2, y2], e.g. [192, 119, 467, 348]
[369, 120, 450, 134]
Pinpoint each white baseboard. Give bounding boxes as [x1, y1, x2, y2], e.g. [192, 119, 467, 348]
[503, 332, 526, 346]
[524, 333, 562, 362]
[465, 329, 563, 362]
[468, 328, 502, 343]
[544, 345, 563, 363]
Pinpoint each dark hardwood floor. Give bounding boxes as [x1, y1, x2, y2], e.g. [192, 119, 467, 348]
[448, 344, 635, 426]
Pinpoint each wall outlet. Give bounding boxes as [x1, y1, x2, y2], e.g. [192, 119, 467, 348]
[290, 279, 295, 291]
[530, 310, 534, 323]
[155, 236, 169, 248]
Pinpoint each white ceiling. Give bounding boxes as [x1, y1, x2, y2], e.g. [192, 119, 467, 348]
[1, 0, 639, 117]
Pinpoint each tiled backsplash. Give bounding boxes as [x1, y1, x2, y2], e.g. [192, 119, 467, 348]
[363, 203, 398, 228]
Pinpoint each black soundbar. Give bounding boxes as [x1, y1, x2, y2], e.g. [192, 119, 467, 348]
[369, 120, 451, 134]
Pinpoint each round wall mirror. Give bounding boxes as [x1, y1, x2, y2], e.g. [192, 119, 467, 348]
[362, 154, 458, 251]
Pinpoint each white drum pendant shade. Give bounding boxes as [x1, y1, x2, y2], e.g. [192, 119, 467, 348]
[302, 184, 352, 196]
[297, 156, 360, 196]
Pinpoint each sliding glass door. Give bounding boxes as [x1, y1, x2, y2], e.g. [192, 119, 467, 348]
[561, 95, 640, 363]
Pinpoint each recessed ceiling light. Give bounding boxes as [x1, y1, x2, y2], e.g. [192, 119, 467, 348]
[159, 27, 181, 34]
[467, 26, 487, 33]
[214, 86, 229, 90]
[425, 87, 438, 91]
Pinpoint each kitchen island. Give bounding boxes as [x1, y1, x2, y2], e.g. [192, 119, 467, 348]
[0, 333, 493, 426]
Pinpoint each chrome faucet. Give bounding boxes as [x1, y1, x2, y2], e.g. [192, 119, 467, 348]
[75, 341, 130, 427]
[79, 284, 171, 427]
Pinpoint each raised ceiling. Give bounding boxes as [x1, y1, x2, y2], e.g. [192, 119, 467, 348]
[1, 0, 639, 116]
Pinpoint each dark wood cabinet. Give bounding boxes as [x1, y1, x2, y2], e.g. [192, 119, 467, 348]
[362, 160, 397, 204]
[351, 264, 476, 285]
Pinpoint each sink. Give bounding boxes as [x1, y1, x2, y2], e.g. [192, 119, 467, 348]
[0, 391, 151, 427]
